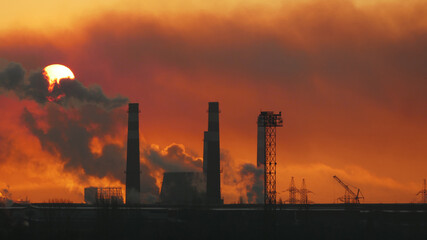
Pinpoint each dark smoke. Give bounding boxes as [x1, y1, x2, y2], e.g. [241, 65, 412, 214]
[0, 62, 25, 91]
[0, 62, 128, 109]
[21, 105, 125, 180]
[20, 104, 159, 201]
[1, 61, 162, 202]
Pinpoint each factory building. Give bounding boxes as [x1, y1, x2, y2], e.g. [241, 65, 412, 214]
[159, 102, 221, 205]
[160, 172, 206, 205]
[84, 187, 124, 205]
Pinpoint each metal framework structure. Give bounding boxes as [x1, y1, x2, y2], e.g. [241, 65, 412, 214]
[97, 187, 124, 205]
[299, 178, 313, 204]
[259, 111, 283, 207]
[333, 176, 364, 204]
[285, 177, 299, 204]
[417, 179, 426, 203]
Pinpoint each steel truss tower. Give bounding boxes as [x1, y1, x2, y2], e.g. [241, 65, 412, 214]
[257, 111, 283, 207]
[299, 178, 313, 204]
[285, 177, 299, 204]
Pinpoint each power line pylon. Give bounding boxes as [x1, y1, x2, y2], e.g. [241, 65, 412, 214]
[333, 175, 364, 204]
[257, 111, 283, 208]
[417, 179, 426, 203]
[284, 177, 299, 204]
[300, 178, 313, 204]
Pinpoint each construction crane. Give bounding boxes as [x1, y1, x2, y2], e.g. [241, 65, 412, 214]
[417, 179, 426, 203]
[333, 176, 364, 204]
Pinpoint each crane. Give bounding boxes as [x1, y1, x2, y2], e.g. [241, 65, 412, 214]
[417, 179, 426, 203]
[333, 176, 364, 204]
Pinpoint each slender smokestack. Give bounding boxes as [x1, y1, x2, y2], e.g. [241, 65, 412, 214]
[203, 102, 221, 204]
[126, 103, 140, 204]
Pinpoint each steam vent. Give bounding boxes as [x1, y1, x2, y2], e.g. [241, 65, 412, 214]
[203, 102, 221, 204]
[126, 103, 141, 204]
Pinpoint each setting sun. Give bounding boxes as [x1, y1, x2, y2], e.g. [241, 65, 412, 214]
[43, 64, 75, 91]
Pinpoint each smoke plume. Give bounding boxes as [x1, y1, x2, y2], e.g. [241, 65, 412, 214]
[239, 164, 263, 204]
[21, 105, 125, 181]
[0, 62, 128, 109]
[20, 101, 160, 201]
[221, 150, 264, 204]
[143, 143, 203, 172]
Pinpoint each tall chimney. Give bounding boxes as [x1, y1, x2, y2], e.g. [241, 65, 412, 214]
[203, 102, 221, 204]
[126, 103, 140, 204]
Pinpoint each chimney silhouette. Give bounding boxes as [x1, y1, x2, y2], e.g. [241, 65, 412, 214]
[203, 102, 221, 204]
[126, 103, 140, 204]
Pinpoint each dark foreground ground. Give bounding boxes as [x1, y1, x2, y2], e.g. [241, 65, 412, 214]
[1, 203, 426, 240]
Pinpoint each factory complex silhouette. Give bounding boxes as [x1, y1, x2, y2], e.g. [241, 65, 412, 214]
[1, 102, 426, 240]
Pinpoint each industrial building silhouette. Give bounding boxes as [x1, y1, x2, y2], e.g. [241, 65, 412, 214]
[159, 102, 221, 205]
[126, 103, 141, 205]
[2, 101, 426, 240]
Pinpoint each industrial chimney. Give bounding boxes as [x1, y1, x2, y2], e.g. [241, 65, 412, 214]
[126, 103, 140, 204]
[203, 102, 221, 205]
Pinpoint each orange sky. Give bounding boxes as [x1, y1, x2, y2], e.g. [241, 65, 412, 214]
[0, 0, 426, 204]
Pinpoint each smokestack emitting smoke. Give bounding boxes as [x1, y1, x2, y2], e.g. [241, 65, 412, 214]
[126, 103, 141, 204]
[203, 102, 221, 204]
[1, 62, 265, 204]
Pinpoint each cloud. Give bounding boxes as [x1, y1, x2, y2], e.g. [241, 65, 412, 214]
[143, 143, 203, 173]
[20, 105, 126, 180]
[221, 150, 263, 204]
[239, 163, 263, 204]
[276, 163, 419, 203]
[20, 103, 161, 202]
[0, 62, 128, 110]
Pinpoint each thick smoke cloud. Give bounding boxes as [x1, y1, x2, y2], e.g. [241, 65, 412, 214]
[20, 104, 160, 201]
[18, 103, 206, 203]
[21, 105, 124, 180]
[143, 144, 203, 172]
[0, 62, 128, 109]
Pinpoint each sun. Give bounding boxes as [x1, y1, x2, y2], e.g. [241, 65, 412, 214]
[43, 64, 75, 91]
